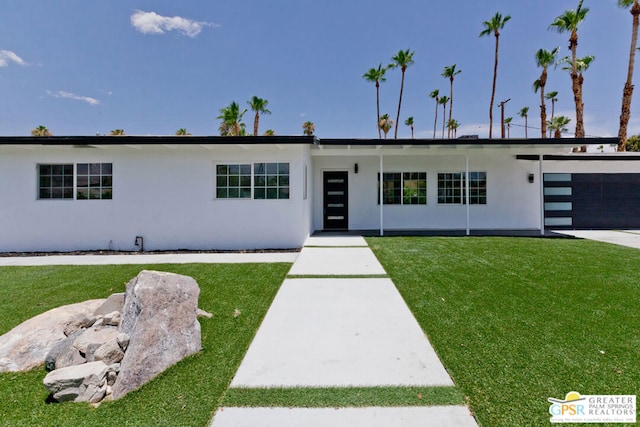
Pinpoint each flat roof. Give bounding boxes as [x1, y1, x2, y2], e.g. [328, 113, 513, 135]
[0, 135, 618, 148]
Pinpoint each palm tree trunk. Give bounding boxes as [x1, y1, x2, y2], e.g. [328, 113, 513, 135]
[618, 1, 640, 151]
[253, 113, 259, 136]
[489, 34, 500, 139]
[376, 81, 382, 139]
[525, 115, 528, 138]
[573, 73, 584, 138]
[394, 69, 406, 139]
[411, 125, 414, 139]
[540, 73, 547, 139]
[441, 104, 446, 138]
[433, 99, 438, 139]
[448, 79, 454, 139]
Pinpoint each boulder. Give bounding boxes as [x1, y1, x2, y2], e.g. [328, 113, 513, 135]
[112, 270, 201, 399]
[45, 330, 83, 372]
[0, 299, 105, 372]
[93, 293, 125, 317]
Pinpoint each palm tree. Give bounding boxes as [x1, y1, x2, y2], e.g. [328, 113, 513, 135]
[31, 125, 52, 137]
[389, 49, 415, 139]
[247, 96, 271, 136]
[363, 64, 388, 139]
[545, 91, 559, 137]
[504, 117, 513, 138]
[263, 129, 275, 136]
[217, 101, 247, 136]
[302, 121, 315, 136]
[450, 119, 460, 138]
[480, 12, 511, 139]
[439, 96, 450, 139]
[175, 128, 191, 136]
[378, 114, 393, 139]
[559, 54, 595, 139]
[534, 47, 560, 138]
[109, 129, 125, 136]
[404, 117, 415, 139]
[442, 64, 461, 138]
[549, 0, 590, 138]
[618, 0, 640, 151]
[548, 115, 571, 138]
[429, 89, 440, 139]
[518, 107, 530, 138]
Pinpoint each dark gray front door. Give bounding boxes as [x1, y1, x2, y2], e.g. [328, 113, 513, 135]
[323, 171, 348, 230]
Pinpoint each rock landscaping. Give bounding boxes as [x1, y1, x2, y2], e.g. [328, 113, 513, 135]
[0, 270, 209, 404]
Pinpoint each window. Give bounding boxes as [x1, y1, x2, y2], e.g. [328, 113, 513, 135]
[216, 164, 252, 199]
[215, 162, 290, 200]
[77, 163, 112, 200]
[38, 164, 74, 199]
[378, 172, 426, 205]
[437, 172, 487, 205]
[254, 162, 289, 199]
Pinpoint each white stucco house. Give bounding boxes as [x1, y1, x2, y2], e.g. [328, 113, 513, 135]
[1, 135, 638, 253]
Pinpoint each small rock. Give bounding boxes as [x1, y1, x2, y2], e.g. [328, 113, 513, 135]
[92, 318, 104, 328]
[94, 340, 124, 365]
[43, 361, 108, 399]
[73, 327, 119, 363]
[103, 311, 121, 327]
[116, 333, 130, 352]
[197, 308, 213, 318]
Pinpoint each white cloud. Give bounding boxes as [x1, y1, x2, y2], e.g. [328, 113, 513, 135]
[0, 50, 26, 67]
[47, 90, 100, 106]
[130, 10, 215, 37]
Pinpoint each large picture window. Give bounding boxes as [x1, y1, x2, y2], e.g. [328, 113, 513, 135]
[77, 163, 112, 200]
[437, 172, 487, 205]
[215, 162, 290, 200]
[378, 172, 427, 205]
[216, 164, 252, 199]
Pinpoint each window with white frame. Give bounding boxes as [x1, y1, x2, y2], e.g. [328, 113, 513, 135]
[378, 172, 427, 205]
[38, 163, 113, 200]
[216, 164, 252, 199]
[215, 162, 290, 200]
[77, 163, 112, 200]
[437, 171, 487, 205]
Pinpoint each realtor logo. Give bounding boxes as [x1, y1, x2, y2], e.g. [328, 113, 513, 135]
[548, 391, 636, 423]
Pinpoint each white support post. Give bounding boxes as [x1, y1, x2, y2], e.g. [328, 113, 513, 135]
[539, 154, 545, 236]
[379, 155, 384, 236]
[465, 153, 470, 236]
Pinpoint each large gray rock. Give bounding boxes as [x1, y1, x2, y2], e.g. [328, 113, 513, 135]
[0, 299, 105, 372]
[45, 330, 83, 371]
[112, 270, 201, 399]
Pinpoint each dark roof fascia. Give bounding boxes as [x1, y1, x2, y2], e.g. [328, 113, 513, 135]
[0, 135, 318, 146]
[317, 137, 619, 147]
[517, 153, 640, 161]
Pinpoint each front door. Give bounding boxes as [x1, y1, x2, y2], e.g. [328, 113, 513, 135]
[323, 171, 348, 230]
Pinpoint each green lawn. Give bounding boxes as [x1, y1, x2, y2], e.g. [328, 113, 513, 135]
[368, 236, 640, 426]
[0, 263, 290, 427]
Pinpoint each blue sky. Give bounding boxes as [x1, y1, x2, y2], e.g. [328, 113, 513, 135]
[0, 0, 637, 139]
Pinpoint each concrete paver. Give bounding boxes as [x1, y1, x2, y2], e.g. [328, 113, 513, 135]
[211, 406, 477, 427]
[304, 236, 368, 247]
[288, 247, 386, 275]
[230, 278, 452, 387]
[0, 252, 299, 267]
[553, 230, 640, 249]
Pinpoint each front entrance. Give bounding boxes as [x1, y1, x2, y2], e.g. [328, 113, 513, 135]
[323, 171, 348, 230]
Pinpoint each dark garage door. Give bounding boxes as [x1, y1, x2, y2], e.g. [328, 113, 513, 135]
[544, 173, 640, 229]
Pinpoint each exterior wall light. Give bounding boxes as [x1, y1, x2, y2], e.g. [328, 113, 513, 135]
[528, 173, 535, 183]
[354, 163, 359, 174]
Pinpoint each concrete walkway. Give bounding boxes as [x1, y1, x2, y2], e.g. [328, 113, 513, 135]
[553, 229, 640, 250]
[211, 235, 477, 426]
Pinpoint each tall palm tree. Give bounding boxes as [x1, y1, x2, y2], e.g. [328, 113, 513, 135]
[618, 0, 640, 151]
[362, 64, 388, 139]
[429, 89, 440, 139]
[442, 64, 461, 138]
[480, 12, 511, 139]
[302, 121, 315, 136]
[519, 107, 530, 138]
[109, 129, 125, 136]
[247, 96, 271, 136]
[379, 114, 393, 139]
[175, 128, 191, 136]
[439, 96, 450, 139]
[404, 117, 415, 139]
[548, 115, 571, 138]
[549, 0, 590, 138]
[559, 54, 595, 140]
[449, 119, 460, 138]
[31, 125, 52, 136]
[534, 47, 560, 138]
[217, 101, 247, 136]
[389, 49, 415, 139]
[545, 91, 559, 137]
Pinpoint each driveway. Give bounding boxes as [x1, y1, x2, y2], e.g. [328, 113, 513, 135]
[553, 230, 640, 249]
